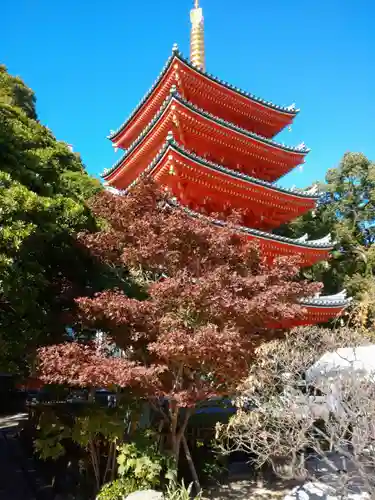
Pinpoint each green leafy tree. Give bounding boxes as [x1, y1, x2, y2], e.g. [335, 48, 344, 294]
[35, 406, 128, 492]
[35, 405, 171, 496]
[277, 152, 375, 327]
[0, 65, 103, 374]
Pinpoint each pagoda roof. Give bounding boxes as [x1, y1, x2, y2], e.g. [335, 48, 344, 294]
[271, 290, 351, 328]
[104, 89, 308, 183]
[105, 186, 333, 267]
[109, 47, 299, 146]
[105, 137, 319, 230]
[179, 205, 333, 267]
[105, 135, 319, 202]
[294, 290, 351, 326]
[301, 290, 352, 308]
[174, 203, 333, 251]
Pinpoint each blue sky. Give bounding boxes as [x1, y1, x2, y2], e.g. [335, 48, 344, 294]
[2, 0, 374, 188]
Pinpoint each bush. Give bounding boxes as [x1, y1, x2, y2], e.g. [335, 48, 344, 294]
[166, 480, 202, 500]
[116, 441, 165, 491]
[97, 432, 174, 500]
[96, 478, 132, 500]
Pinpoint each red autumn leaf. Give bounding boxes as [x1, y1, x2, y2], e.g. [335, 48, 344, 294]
[38, 180, 321, 408]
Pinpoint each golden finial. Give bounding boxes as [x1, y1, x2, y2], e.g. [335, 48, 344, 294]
[190, 0, 205, 71]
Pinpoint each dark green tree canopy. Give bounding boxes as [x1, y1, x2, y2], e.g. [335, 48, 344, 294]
[277, 152, 375, 326]
[0, 64, 36, 120]
[0, 65, 102, 374]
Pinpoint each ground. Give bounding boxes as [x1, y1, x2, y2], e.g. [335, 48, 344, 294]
[206, 479, 297, 500]
[1, 414, 366, 500]
[0, 418, 300, 500]
[0, 413, 36, 499]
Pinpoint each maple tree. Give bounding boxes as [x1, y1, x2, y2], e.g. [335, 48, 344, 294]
[37, 180, 320, 486]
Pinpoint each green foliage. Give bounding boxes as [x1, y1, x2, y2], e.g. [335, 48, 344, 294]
[116, 432, 172, 490]
[0, 65, 104, 374]
[278, 152, 375, 326]
[166, 480, 202, 500]
[117, 444, 161, 488]
[34, 413, 70, 461]
[97, 479, 133, 500]
[34, 406, 127, 461]
[71, 408, 127, 448]
[201, 455, 226, 481]
[0, 64, 36, 119]
[96, 431, 174, 500]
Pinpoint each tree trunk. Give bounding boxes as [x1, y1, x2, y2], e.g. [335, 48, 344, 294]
[110, 440, 117, 481]
[182, 435, 201, 493]
[103, 440, 117, 484]
[88, 387, 95, 403]
[89, 440, 101, 492]
[170, 405, 180, 464]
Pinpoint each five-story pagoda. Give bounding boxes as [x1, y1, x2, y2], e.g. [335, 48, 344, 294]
[103, 1, 350, 327]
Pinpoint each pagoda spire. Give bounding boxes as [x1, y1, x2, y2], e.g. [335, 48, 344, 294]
[190, 0, 205, 71]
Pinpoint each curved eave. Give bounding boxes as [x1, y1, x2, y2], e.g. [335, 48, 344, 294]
[301, 300, 351, 309]
[177, 204, 332, 251]
[301, 293, 352, 308]
[277, 300, 349, 327]
[104, 186, 332, 263]
[129, 138, 319, 201]
[104, 138, 320, 203]
[169, 142, 318, 200]
[175, 51, 299, 115]
[177, 92, 308, 154]
[221, 223, 332, 251]
[104, 91, 308, 181]
[108, 49, 299, 143]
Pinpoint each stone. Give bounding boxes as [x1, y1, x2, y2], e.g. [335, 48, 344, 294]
[284, 481, 370, 500]
[124, 490, 164, 500]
